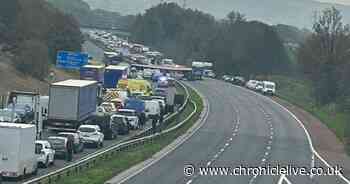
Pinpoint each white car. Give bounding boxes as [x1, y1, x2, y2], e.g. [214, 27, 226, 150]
[77, 125, 104, 148]
[35, 140, 55, 168]
[246, 80, 259, 90]
[117, 109, 140, 129]
[255, 81, 264, 92]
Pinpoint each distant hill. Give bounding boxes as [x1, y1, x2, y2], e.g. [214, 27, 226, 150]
[273, 24, 311, 44]
[82, 0, 350, 28]
[47, 0, 134, 30]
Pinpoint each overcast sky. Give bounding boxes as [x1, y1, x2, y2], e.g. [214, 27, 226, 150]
[315, 0, 350, 5]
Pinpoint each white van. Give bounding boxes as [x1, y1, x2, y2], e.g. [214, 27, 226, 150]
[262, 81, 276, 95]
[0, 123, 38, 178]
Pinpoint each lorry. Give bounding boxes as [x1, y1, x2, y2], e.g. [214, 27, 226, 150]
[124, 98, 146, 114]
[104, 65, 129, 88]
[154, 87, 176, 113]
[191, 61, 213, 80]
[47, 80, 98, 131]
[7, 91, 43, 138]
[80, 65, 105, 84]
[0, 123, 38, 178]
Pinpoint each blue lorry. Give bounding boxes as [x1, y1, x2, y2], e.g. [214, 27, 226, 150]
[104, 65, 129, 88]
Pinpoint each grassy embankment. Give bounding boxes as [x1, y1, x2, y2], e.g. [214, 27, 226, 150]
[52, 85, 203, 184]
[270, 75, 347, 142]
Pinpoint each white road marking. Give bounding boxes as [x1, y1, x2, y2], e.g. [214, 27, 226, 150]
[267, 146, 271, 150]
[265, 152, 269, 156]
[186, 179, 193, 184]
[277, 174, 292, 184]
[239, 86, 350, 183]
[207, 162, 211, 166]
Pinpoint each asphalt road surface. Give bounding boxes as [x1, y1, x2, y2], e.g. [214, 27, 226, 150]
[123, 79, 348, 184]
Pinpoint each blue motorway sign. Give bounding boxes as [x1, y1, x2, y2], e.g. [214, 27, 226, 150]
[56, 51, 88, 69]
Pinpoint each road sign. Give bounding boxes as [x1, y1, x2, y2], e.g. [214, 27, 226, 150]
[56, 51, 88, 70]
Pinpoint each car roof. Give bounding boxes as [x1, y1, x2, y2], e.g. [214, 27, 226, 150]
[58, 132, 77, 135]
[118, 109, 136, 112]
[263, 81, 276, 85]
[79, 125, 99, 129]
[48, 136, 67, 140]
[112, 114, 127, 118]
[35, 140, 50, 144]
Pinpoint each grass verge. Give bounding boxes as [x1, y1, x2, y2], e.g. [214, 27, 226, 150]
[53, 85, 203, 184]
[270, 75, 347, 141]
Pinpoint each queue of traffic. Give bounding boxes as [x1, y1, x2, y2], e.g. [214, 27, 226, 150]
[222, 75, 276, 95]
[0, 66, 180, 181]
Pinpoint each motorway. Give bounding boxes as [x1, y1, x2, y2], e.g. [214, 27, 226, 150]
[123, 79, 348, 184]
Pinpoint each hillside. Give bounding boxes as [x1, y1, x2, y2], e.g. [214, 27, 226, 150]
[83, 0, 350, 28]
[0, 54, 77, 96]
[47, 0, 134, 30]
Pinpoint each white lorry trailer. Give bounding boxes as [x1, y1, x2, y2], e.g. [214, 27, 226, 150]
[47, 80, 98, 131]
[0, 123, 38, 178]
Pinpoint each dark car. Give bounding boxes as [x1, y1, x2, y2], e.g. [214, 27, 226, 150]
[232, 76, 246, 86]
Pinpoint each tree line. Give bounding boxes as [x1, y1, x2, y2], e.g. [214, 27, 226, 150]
[0, 0, 84, 79]
[298, 7, 350, 110]
[130, 3, 291, 77]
